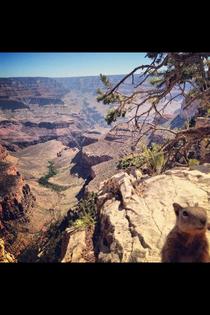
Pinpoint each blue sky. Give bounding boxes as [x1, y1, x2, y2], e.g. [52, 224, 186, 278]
[0, 53, 148, 77]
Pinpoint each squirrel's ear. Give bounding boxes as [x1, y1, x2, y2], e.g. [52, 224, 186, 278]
[173, 203, 183, 216]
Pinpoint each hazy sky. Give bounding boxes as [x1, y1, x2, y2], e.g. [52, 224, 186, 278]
[0, 53, 148, 77]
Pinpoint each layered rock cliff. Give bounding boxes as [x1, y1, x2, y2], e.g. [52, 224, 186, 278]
[78, 128, 134, 193]
[0, 119, 99, 150]
[0, 144, 35, 258]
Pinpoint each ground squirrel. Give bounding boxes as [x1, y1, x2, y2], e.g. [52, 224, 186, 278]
[161, 203, 210, 262]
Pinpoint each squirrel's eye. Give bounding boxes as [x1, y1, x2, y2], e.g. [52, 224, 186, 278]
[182, 211, 189, 217]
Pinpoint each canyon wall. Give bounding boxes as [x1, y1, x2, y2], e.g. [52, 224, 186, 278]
[0, 144, 36, 257]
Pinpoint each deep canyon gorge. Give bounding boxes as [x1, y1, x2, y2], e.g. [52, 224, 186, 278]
[0, 75, 209, 263]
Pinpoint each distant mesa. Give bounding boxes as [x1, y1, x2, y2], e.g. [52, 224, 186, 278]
[29, 97, 64, 106]
[23, 121, 71, 129]
[0, 99, 28, 110]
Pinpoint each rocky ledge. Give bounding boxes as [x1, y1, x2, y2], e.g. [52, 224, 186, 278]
[61, 165, 210, 262]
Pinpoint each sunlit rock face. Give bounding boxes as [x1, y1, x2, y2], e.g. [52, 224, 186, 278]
[95, 167, 210, 262]
[0, 144, 36, 257]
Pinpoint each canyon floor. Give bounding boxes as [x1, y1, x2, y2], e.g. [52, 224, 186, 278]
[11, 140, 85, 232]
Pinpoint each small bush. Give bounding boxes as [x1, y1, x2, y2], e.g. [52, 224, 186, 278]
[188, 159, 200, 167]
[117, 154, 146, 170]
[144, 143, 166, 175]
[73, 213, 96, 229]
[118, 144, 166, 175]
[47, 161, 58, 177]
[73, 192, 98, 228]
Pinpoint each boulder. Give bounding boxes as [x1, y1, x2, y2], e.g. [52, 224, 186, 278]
[61, 229, 87, 263]
[61, 226, 95, 263]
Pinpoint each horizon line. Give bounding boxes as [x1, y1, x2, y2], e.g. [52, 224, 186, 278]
[0, 73, 134, 79]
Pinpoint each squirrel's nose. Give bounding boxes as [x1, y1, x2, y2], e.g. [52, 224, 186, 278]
[200, 218, 207, 226]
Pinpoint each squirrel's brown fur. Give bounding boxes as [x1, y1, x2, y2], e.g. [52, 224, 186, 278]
[161, 203, 210, 262]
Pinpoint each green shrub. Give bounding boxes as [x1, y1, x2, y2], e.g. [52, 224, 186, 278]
[143, 143, 166, 175]
[117, 153, 146, 169]
[38, 176, 48, 185]
[38, 161, 69, 191]
[47, 161, 58, 177]
[188, 159, 200, 167]
[73, 213, 96, 229]
[118, 144, 166, 175]
[73, 192, 98, 228]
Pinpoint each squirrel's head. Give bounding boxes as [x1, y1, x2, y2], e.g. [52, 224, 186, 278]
[173, 202, 209, 235]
